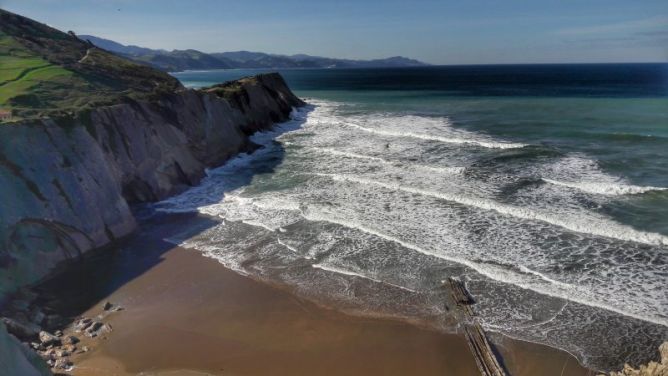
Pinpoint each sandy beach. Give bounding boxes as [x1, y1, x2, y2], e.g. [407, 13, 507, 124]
[26, 214, 594, 376]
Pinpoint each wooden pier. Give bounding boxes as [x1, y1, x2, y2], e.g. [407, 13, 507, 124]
[446, 277, 508, 376]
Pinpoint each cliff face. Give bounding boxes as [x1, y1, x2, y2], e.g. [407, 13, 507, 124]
[0, 73, 304, 300]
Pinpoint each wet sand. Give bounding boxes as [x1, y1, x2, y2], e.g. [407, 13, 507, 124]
[36, 214, 594, 376]
[69, 247, 483, 375]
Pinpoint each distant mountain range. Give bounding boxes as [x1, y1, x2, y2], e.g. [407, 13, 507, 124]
[78, 35, 429, 72]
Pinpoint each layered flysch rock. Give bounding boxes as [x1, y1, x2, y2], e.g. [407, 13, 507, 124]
[0, 73, 304, 301]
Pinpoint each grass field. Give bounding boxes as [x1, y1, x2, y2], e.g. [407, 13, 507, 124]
[0, 57, 50, 83]
[0, 32, 74, 109]
[0, 9, 183, 121]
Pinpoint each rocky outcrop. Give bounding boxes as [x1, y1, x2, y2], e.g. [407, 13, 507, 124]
[0, 322, 51, 376]
[600, 342, 668, 376]
[0, 73, 304, 301]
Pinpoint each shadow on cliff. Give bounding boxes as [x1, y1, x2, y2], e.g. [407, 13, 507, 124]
[29, 107, 313, 321]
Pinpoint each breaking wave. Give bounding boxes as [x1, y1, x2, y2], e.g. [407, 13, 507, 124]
[156, 98, 668, 370]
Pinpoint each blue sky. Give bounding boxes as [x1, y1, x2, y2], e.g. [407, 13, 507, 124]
[2, 0, 667, 64]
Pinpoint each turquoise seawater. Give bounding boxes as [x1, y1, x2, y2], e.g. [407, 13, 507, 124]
[166, 65, 668, 371]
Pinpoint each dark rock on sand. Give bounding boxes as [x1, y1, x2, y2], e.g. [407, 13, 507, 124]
[62, 335, 79, 345]
[38, 331, 61, 346]
[2, 317, 40, 341]
[30, 342, 44, 351]
[74, 317, 93, 332]
[54, 348, 70, 357]
[53, 357, 73, 370]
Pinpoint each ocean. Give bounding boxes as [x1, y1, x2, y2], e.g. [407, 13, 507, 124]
[162, 64, 668, 371]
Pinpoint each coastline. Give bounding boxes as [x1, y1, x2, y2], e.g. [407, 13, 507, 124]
[2, 8, 665, 375]
[26, 212, 593, 376]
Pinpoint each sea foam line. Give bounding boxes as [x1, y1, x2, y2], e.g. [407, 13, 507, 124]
[277, 236, 301, 254]
[312, 173, 668, 246]
[543, 178, 667, 196]
[308, 147, 466, 174]
[300, 210, 668, 327]
[311, 263, 417, 293]
[342, 121, 526, 149]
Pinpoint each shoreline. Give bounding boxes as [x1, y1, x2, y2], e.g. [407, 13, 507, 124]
[12, 212, 594, 375]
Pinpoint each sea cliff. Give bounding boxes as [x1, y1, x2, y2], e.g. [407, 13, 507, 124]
[0, 72, 303, 301]
[0, 72, 303, 373]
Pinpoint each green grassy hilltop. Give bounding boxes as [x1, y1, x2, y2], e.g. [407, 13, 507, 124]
[0, 8, 182, 121]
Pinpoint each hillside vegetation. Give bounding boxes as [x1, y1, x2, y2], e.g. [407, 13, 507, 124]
[0, 9, 182, 121]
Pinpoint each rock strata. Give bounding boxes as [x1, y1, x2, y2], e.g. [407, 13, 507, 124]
[0, 73, 304, 372]
[0, 73, 303, 301]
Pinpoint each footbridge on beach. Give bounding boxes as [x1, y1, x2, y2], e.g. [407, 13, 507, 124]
[446, 277, 509, 376]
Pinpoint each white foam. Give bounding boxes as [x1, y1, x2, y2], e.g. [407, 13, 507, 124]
[536, 155, 667, 196]
[543, 178, 667, 196]
[309, 147, 466, 174]
[301, 210, 668, 327]
[311, 263, 417, 293]
[343, 121, 526, 149]
[241, 220, 276, 233]
[313, 173, 668, 246]
[277, 236, 300, 254]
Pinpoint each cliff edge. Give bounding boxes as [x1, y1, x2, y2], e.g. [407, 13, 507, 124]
[0, 73, 304, 300]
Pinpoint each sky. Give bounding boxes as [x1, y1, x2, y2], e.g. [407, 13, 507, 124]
[1, 0, 667, 64]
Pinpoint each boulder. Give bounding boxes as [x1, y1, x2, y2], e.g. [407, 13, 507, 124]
[54, 348, 70, 357]
[52, 357, 72, 371]
[99, 323, 112, 334]
[84, 321, 104, 337]
[30, 342, 44, 351]
[74, 317, 92, 332]
[38, 331, 60, 346]
[1, 317, 40, 341]
[61, 335, 79, 345]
